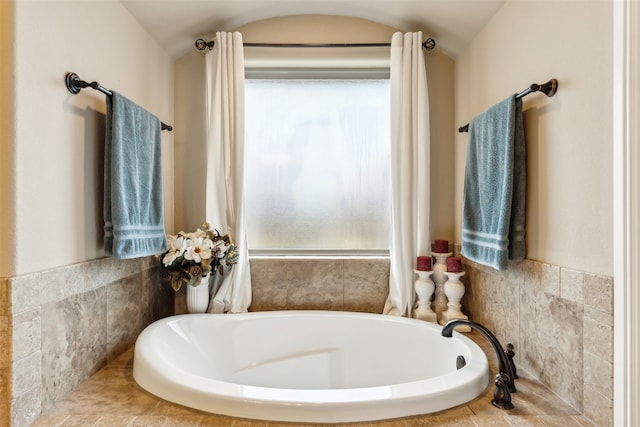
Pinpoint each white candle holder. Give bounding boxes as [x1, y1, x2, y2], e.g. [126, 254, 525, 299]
[439, 271, 470, 332]
[413, 270, 437, 323]
[431, 252, 452, 322]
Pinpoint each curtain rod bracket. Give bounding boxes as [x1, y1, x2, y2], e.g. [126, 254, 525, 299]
[195, 38, 215, 51]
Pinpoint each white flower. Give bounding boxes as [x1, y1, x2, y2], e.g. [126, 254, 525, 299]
[181, 228, 207, 240]
[184, 237, 214, 263]
[163, 235, 186, 267]
[211, 239, 230, 259]
[192, 228, 208, 239]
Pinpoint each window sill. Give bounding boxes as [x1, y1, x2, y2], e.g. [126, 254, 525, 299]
[249, 251, 390, 261]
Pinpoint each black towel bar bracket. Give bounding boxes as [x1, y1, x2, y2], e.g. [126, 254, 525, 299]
[65, 72, 173, 132]
[458, 78, 558, 133]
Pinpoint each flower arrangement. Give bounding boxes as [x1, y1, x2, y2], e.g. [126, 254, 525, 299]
[160, 222, 239, 292]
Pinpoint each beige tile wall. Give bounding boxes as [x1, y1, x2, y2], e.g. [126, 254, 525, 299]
[5, 256, 173, 427]
[249, 258, 391, 313]
[0, 278, 9, 427]
[462, 257, 613, 427]
[3, 255, 614, 427]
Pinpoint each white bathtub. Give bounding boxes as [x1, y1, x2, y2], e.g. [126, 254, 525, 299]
[133, 311, 489, 423]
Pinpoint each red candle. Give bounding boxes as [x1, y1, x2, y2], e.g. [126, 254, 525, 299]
[417, 256, 432, 271]
[434, 240, 449, 253]
[446, 257, 463, 273]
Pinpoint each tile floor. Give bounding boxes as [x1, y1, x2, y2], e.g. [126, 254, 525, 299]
[31, 332, 596, 427]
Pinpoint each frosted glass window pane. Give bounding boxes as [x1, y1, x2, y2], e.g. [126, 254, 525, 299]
[245, 79, 390, 251]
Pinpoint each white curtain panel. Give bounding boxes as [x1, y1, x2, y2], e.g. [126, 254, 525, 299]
[383, 32, 431, 317]
[204, 32, 252, 313]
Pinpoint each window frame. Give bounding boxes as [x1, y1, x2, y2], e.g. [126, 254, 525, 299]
[244, 68, 391, 257]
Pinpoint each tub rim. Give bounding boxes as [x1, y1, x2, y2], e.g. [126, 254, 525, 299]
[133, 310, 490, 423]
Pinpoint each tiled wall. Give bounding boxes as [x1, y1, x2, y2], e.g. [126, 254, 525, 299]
[461, 257, 613, 427]
[249, 258, 391, 313]
[0, 278, 9, 427]
[3, 256, 173, 427]
[2, 255, 614, 427]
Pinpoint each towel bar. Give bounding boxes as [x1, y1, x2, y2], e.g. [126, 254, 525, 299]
[458, 79, 557, 133]
[65, 72, 173, 131]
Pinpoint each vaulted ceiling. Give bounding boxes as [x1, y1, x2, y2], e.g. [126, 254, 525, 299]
[120, 0, 506, 59]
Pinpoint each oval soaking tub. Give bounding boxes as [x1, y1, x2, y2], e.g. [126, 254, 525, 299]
[133, 310, 489, 423]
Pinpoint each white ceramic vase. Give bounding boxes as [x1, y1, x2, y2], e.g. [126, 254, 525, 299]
[186, 274, 210, 313]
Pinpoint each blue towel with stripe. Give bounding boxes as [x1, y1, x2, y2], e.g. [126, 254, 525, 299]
[104, 92, 167, 259]
[461, 95, 526, 270]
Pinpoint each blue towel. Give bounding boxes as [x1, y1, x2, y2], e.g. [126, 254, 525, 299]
[461, 95, 526, 270]
[104, 92, 167, 259]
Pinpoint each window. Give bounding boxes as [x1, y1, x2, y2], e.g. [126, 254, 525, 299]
[245, 75, 390, 254]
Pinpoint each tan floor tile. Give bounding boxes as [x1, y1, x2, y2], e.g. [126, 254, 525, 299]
[394, 415, 435, 426]
[31, 415, 69, 427]
[434, 415, 477, 426]
[199, 414, 239, 426]
[93, 415, 136, 426]
[109, 347, 135, 367]
[468, 399, 514, 417]
[145, 400, 205, 416]
[57, 415, 102, 426]
[129, 415, 167, 426]
[503, 415, 547, 426]
[573, 415, 596, 427]
[231, 419, 269, 426]
[537, 416, 585, 427]
[570, 416, 597, 426]
[470, 415, 511, 426]
[431, 404, 474, 418]
[264, 423, 316, 427]
[510, 379, 580, 416]
[44, 367, 158, 417]
[362, 419, 409, 427]
[162, 415, 204, 426]
[397, 420, 436, 427]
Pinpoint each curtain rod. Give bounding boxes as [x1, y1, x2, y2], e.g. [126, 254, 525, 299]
[65, 72, 173, 131]
[195, 38, 436, 51]
[458, 79, 558, 133]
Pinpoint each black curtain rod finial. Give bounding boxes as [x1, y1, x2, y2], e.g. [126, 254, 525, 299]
[423, 38, 436, 50]
[195, 38, 215, 51]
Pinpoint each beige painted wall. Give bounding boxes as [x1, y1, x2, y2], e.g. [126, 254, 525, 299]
[4, 0, 174, 276]
[455, 0, 613, 275]
[0, 0, 16, 279]
[174, 15, 455, 243]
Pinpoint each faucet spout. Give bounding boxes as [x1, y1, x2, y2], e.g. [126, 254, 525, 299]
[442, 319, 517, 395]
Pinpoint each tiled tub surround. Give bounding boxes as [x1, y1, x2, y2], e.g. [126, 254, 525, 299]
[249, 258, 392, 313]
[461, 258, 613, 427]
[3, 256, 613, 426]
[174, 258, 393, 315]
[2, 256, 173, 427]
